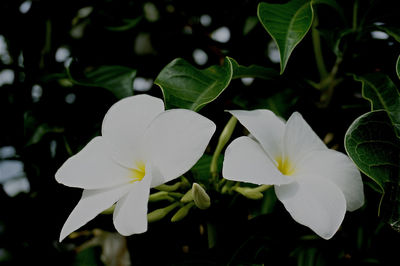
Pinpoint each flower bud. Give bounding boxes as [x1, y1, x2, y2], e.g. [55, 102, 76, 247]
[101, 204, 115, 214]
[181, 188, 194, 203]
[148, 191, 174, 202]
[171, 202, 195, 222]
[147, 202, 180, 223]
[192, 183, 211, 210]
[234, 187, 264, 200]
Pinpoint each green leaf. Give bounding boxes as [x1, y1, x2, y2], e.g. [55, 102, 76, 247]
[243, 16, 259, 35]
[155, 57, 233, 111]
[397, 54, 400, 80]
[345, 110, 400, 193]
[26, 124, 64, 146]
[190, 154, 223, 187]
[258, 0, 314, 74]
[73, 247, 102, 266]
[354, 73, 400, 138]
[229, 57, 279, 80]
[67, 62, 136, 99]
[345, 110, 400, 230]
[105, 17, 142, 31]
[376, 25, 400, 42]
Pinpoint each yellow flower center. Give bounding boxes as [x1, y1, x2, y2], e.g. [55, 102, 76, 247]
[276, 156, 295, 176]
[130, 161, 146, 183]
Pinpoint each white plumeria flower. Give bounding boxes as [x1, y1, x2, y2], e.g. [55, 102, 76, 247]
[222, 110, 364, 239]
[56, 94, 215, 241]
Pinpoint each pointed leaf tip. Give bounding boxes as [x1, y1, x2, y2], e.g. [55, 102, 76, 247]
[257, 0, 314, 74]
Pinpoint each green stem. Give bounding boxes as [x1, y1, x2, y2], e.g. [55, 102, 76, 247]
[210, 116, 237, 181]
[352, 0, 359, 31]
[311, 15, 328, 81]
[40, 19, 52, 69]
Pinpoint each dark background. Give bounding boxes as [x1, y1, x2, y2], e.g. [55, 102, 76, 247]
[1, 0, 400, 265]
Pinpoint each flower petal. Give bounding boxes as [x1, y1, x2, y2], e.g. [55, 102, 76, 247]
[145, 109, 215, 185]
[229, 110, 285, 160]
[297, 149, 364, 211]
[284, 112, 327, 166]
[223, 136, 292, 185]
[55, 137, 132, 189]
[59, 184, 131, 241]
[275, 176, 346, 239]
[113, 174, 151, 236]
[101, 95, 164, 166]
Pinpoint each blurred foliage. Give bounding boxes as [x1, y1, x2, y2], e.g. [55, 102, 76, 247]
[1, 0, 400, 265]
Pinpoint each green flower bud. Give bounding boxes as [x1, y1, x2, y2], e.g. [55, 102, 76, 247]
[192, 183, 211, 210]
[234, 186, 264, 200]
[148, 191, 174, 202]
[147, 202, 180, 223]
[181, 188, 194, 203]
[171, 202, 195, 222]
[101, 204, 115, 215]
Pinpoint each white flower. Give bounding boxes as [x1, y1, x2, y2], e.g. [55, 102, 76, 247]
[56, 95, 215, 241]
[222, 110, 364, 239]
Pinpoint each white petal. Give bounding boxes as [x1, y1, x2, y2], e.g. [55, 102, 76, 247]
[297, 149, 364, 211]
[113, 174, 151, 236]
[284, 112, 327, 167]
[101, 95, 164, 166]
[55, 137, 132, 189]
[59, 184, 131, 241]
[145, 109, 215, 184]
[275, 176, 346, 239]
[223, 136, 292, 185]
[229, 110, 285, 160]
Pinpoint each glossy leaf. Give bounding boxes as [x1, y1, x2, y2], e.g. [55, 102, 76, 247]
[155, 57, 233, 111]
[229, 57, 279, 80]
[258, 0, 313, 74]
[345, 110, 400, 193]
[345, 111, 400, 229]
[354, 73, 400, 138]
[67, 63, 136, 99]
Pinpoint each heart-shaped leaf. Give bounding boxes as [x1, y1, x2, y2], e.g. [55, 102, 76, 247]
[155, 57, 233, 111]
[258, 0, 313, 74]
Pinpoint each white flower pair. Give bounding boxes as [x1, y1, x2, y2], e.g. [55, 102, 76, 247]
[56, 94, 364, 241]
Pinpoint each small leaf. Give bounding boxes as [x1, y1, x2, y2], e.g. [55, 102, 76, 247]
[258, 0, 314, 74]
[345, 110, 400, 193]
[105, 17, 142, 31]
[26, 124, 64, 146]
[354, 73, 400, 138]
[155, 57, 233, 111]
[243, 16, 259, 35]
[67, 62, 136, 99]
[229, 57, 279, 80]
